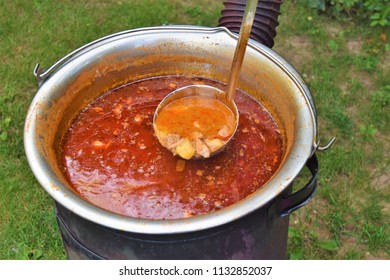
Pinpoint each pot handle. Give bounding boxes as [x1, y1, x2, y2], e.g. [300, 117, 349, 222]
[280, 154, 318, 217]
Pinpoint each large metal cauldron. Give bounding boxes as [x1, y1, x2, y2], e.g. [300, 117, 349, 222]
[24, 26, 318, 259]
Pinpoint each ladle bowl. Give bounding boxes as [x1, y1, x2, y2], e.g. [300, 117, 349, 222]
[153, 84, 239, 159]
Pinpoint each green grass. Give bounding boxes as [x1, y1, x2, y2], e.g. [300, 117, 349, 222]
[1, 0, 388, 259]
[276, 2, 390, 259]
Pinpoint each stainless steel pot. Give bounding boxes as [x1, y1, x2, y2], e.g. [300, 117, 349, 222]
[25, 26, 319, 259]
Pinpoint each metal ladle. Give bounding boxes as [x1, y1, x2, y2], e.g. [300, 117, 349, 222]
[153, 0, 258, 159]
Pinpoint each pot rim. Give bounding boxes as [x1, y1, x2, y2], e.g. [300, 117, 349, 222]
[24, 25, 317, 234]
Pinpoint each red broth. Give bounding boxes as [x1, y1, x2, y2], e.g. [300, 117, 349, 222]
[62, 76, 284, 219]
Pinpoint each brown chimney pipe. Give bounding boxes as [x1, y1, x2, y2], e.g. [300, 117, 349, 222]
[218, 0, 283, 48]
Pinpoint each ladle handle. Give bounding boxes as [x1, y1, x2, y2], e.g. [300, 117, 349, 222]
[225, 0, 258, 102]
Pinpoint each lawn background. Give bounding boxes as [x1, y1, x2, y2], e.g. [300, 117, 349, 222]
[0, 0, 388, 259]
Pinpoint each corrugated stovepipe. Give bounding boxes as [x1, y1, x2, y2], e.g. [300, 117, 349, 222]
[218, 0, 283, 48]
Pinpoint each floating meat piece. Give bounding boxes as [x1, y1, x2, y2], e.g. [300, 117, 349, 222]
[92, 107, 104, 113]
[169, 82, 177, 89]
[176, 159, 186, 172]
[113, 104, 123, 118]
[195, 139, 210, 158]
[218, 125, 231, 139]
[134, 114, 144, 124]
[163, 134, 182, 150]
[190, 131, 203, 139]
[92, 140, 111, 149]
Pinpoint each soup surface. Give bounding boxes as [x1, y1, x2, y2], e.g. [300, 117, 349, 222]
[62, 76, 284, 219]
